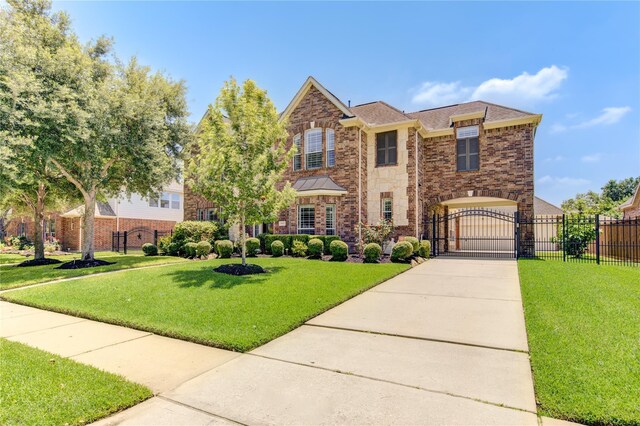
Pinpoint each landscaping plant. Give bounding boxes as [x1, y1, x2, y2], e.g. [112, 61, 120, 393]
[418, 240, 431, 258]
[291, 240, 308, 257]
[271, 240, 284, 257]
[330, 240, 349, 261]
[363, 243, 382, 263]
[184, 242, 198, 259]
[357, 220, 394, 252]
[215, 240, 233, 258]
[196, 241, 212, 258]
[141, 243, 158, 256]
[391, 241, 413, 262]
[402, 236, 419, 254]
[245, 237, 260, 257]
[307, 238, 324, 259]
[186, 78, 296, 269]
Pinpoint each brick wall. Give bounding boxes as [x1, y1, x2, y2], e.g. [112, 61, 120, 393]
[61, 217, 80, 251]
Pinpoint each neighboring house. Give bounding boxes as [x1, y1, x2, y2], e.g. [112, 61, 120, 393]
[185, 76, 541, 249]
[5, 181, 183, 251]
[619, 183, 640, 219]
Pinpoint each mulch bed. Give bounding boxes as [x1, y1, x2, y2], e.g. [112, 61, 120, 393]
[55, 259, 116, 270]
[213, 263, 266, 276]
[16, 258, 63, 267]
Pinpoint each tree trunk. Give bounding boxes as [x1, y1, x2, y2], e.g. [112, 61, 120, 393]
[239, 214, 246, 266]
[81, 190, 97, 261]
[32, 184, 46, 260]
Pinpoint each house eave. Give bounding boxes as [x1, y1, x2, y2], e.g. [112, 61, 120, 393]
[483, 114, 543, 130]
[295, 189, 347, 197]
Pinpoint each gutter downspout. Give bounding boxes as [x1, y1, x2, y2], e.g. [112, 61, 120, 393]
[358, 127, 362, 245]
[415, 126, 421, 239]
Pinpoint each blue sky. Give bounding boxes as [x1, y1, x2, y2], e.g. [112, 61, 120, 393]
[53, 1, 640, 206]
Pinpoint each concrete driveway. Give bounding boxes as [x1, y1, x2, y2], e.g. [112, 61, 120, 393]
[99, 257, 537, 425]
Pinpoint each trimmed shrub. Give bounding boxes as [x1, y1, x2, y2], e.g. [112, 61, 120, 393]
[363, 243, 382, 263]
[330, 240, 349, 261]
[196, 241, 212, 257]
[142, 243, 158, 256]
[271, 240, 284, 257]
[263, 235, 292, 255]
[391, 241, 413, 262]
[173, 221, 218, 245]
[313, 235, 341, 254]
[308, 238, 324, 259]
[261, 234, 342, 255]
[166, 242, 180, 256]
[291, 240, 308, 257]
[157, 235, 172, 255]
[402, 236, 419, 254]
[246, 237, 260, 257]
[215, 240, 233, 258]
[418, 240, 431, 258]
[184, 242, 198, 258]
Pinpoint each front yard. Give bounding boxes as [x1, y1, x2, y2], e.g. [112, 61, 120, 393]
[0, 339, 151, 425]
[0, 252, 187, 290]
[2, 258, 408, 351]
[519, 259, 640, 425]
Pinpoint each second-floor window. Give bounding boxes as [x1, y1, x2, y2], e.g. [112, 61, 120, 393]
[456, 126, 479, 172]
[305, 128, 323, 170]
[293, 133, 302, 171]
[376, 130, 397, 166]
[326, 129, 335, 167]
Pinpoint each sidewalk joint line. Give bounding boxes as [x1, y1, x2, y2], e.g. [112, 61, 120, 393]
[304, 323, 529, 354]
[247, 352, 536, 415]
[3, 318, 87, 339]
[66, 333, 153, 359]
[156, 395, 248, 425]
[370, 289, 521, 302]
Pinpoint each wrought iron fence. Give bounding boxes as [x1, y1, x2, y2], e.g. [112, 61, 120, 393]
[112, 229, 172, 254]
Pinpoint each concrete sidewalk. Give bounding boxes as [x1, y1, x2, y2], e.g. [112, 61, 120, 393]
[99, 258, 538, 425]
[3, 258, 538, 425]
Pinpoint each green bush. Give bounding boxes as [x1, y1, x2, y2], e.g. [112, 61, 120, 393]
[165, 242, 180, 256]
[402, 236, 419, 254]
[196, 241, 212, 257]
[363, 243, 382, 263]
[313, 235, 341, 254]
[291, 240, 308, 257]
[142, 243, 158, 256]
[246, 237, 260, 257]
[271, 240, 284, 257]
[418, 240, 431, 258]
[391, 241, 413, 262]
[157, 235, 172, 255]
[261, 234, 341, 255]
[263, 235, 292, 254]
[173, 221, 218, 245]
[308, 238, 324, 258]
[330, 240, 349, 261]
[215, 240, 233, 258]
[184, 242, 198, 259]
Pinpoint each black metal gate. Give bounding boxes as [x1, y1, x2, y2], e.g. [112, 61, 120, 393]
[427, 208, 518, 259]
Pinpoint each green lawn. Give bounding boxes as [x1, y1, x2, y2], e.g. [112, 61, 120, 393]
[0, 250, 143, 265]
[518, 259, 640, 425]
[0, 253, 26, 264]
[0, 339, 151, 425]
[0, 254, 187, 290]
[2, 258, 409, 351]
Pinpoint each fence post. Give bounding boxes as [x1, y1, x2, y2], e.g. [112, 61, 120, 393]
[562, 214, 566, 262]
[123, 231, 128, 255]
[431, 214, 436, 257]
[595, 214, 600, 265]
[154, 230, 158, 247]
[514, 211, 520, 259]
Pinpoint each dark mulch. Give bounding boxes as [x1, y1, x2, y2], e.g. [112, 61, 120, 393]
[213, 263, 266, 276]
[16, 258, 63, 267]
[56, 259, 116, 270]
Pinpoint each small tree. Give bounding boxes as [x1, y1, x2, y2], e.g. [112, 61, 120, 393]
[357, 219, 394, 254]
[187, 78, 295, 267]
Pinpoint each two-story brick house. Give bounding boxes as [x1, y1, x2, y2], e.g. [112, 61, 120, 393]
[185, 77, 541, 250]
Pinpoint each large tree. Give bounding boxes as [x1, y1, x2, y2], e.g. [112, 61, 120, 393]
[561, 176, 640, 218]
[0, 0, 86, 259]
[602, 177, 640, 203]
[187, 78, 295, 267]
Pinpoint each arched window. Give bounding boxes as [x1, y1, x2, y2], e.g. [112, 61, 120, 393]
[305, 128, 323, 170]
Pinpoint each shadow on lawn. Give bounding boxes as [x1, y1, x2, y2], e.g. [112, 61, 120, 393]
[169, 264, 286, 290]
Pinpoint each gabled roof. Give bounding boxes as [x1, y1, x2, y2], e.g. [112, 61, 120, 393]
[280, 76, 353, 120]
[619, 183, 640, 210]
[350, 101, 410, 126]
[407, 101, 537, 131]
[61, 201, 116, 218]
[534, 196, 563, 215]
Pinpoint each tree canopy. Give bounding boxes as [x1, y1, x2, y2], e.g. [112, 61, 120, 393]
[561, 177, 640, 218]
[187, 78, 295, 266]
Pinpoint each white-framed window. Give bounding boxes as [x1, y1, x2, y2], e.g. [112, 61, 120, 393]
[326, 204, 336, 235]
[171, 193, 181, 210]
[305, 128, 323, 170]
[456, 126, 480, 172]
[44, 219, 55, 239]
[382, 198, 393, 221]
[293, 133, 302, 171]
[160, 192, 171, 209]
[297, 205, 315, 234]
[326, 129, 335, 167]
[196, 209, 205, 221]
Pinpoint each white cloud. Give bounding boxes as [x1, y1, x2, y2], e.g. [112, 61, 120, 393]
[551, 106, 631, 133]
[411, 65, 568, 108]
[581, 153, 602, 163]
[544, 155, 565, 162]
[537, 175, 590, 186]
